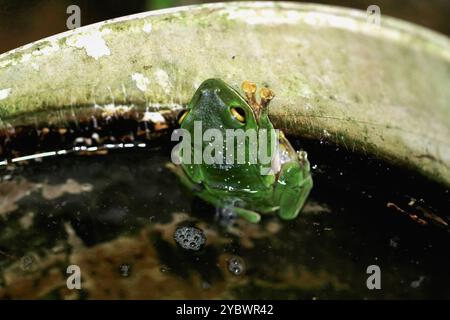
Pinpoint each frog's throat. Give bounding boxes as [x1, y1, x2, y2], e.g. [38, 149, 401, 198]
[241, 81, 275, 122]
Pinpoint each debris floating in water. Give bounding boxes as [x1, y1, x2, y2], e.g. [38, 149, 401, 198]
[411, 276, 425, 288]
[228, 256, 245, 276]
[174, 226, 206, 251]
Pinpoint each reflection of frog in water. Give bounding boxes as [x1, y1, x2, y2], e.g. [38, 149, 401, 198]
[168, 79, 312, 223]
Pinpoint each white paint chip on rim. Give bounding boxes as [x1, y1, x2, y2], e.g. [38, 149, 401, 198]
[66, 29, 112, 60]
[32, 41, 60, 57]
[154, 69, 171, 94]
[131, 73, 150, 92]
[143, 22, 153, 33]
[0, 88, 11, 100]
[143, 111, 166, 123]
[21, 53, 32, 63]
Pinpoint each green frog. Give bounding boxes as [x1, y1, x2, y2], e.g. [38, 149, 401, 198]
[168, 79, 312, 223]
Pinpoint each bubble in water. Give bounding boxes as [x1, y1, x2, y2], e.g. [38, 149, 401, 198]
[119, 264, 131, 277]
[160, 266, 169, 273]
[174, 226, 206, 251]
[21, 255, 34, 271]
[202, 281, 211, 290]
[228, 257, 245, 276]
[20, 254, 40, 272]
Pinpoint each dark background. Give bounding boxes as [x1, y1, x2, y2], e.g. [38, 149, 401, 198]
[0, 0, 449, 54]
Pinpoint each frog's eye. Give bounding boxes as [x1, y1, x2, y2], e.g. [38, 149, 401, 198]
[230, 107, 246, 123]
[177, 109, 190, 125]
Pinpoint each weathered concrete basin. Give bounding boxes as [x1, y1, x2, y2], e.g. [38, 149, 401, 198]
[0, 2, 449, 185]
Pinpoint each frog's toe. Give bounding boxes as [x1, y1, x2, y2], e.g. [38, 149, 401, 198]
[297, 150, 307, 161]
[234, 207, 261, 223]
[297, 150, 310, 168]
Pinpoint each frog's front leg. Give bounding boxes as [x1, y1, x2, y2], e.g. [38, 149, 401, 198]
[198, 191, 262, 224]
[274, 151, 313, 220]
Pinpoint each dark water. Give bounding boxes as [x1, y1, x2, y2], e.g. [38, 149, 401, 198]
[1, 110, 450, 299]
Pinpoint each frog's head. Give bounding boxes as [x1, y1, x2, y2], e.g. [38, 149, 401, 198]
[178, 78, 274, 132]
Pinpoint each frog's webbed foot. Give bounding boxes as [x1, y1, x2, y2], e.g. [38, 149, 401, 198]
[274, 153, 313, 220]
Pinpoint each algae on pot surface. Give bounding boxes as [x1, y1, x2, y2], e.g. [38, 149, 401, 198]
[0, 2, 449, 299]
